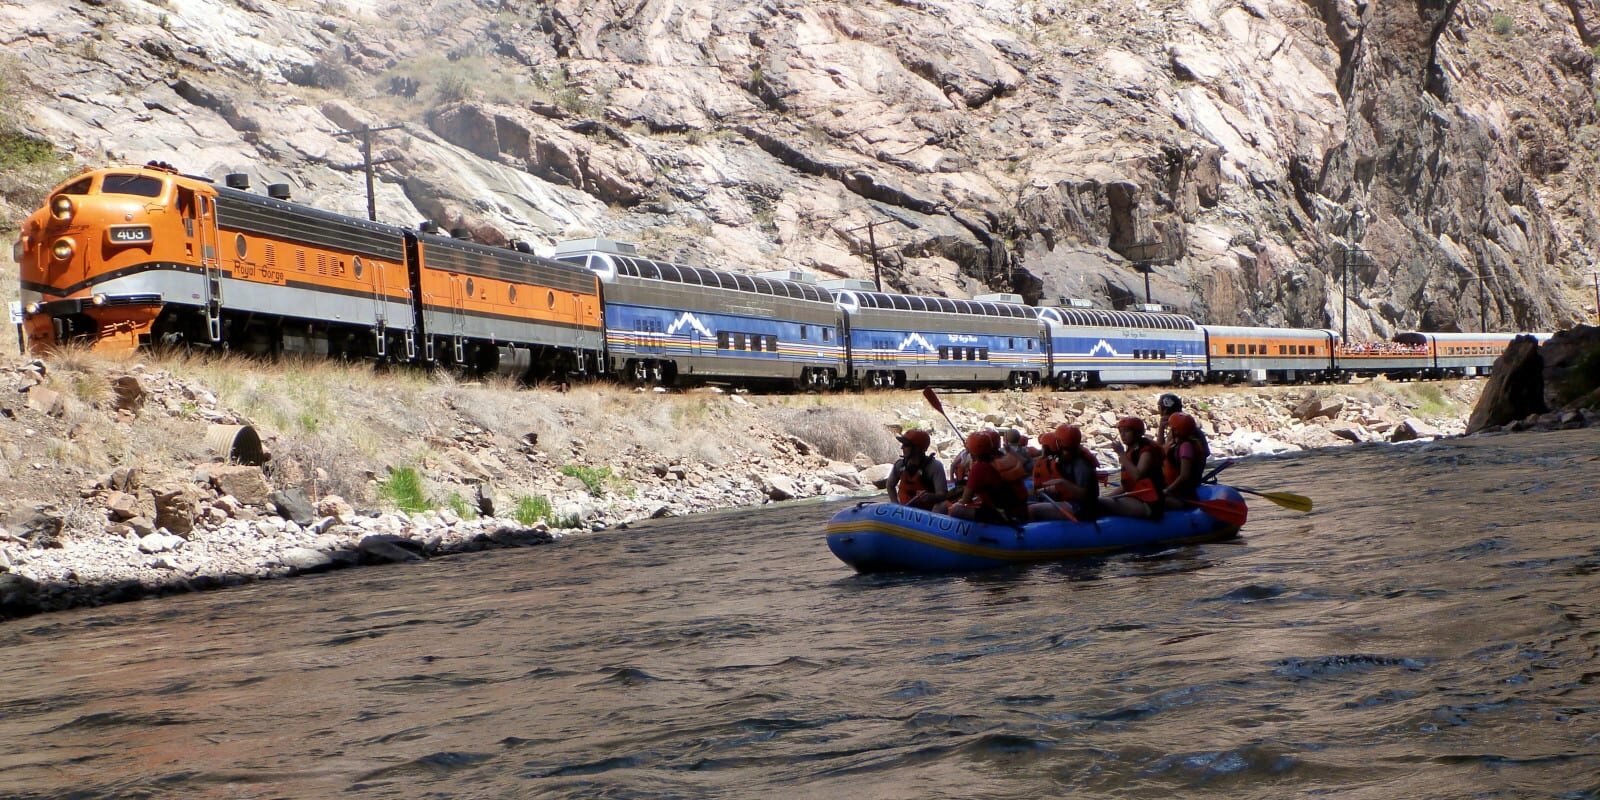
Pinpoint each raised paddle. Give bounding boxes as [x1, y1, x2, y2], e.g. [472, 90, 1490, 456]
[920, 387, 1080, 524]
[1182, 496, 1250, 526]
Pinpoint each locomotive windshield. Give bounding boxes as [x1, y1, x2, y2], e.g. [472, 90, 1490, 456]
[99, 173, 165, 198]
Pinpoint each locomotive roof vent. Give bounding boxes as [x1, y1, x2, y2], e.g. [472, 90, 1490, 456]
[266, 183, 291, 200]
[450, 227, 470, 240]
[756, 269, 818, 284]
[975, 292, 1025, 304]
[552, 238, 637, 257]
[1135, 303, 1165, 312]
[1063, 297, 1096, 308]
[511, 240, 534, 254]
[224, 173, 251, 190]
[418, 221, 440, 234]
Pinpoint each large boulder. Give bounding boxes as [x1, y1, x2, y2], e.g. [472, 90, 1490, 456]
[1467, 335, 1546, 434]
[1538, 325, 1600, 410]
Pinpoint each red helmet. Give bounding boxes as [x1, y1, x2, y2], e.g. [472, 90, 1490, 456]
[1054, 424, 1083, 451]
[1168, 412, 1198, 438]
[965, 431, 996, 458]
[897, 429, 931, 452]
[1116, 416, 1146, 435]
[1037, 431, 1058, 452]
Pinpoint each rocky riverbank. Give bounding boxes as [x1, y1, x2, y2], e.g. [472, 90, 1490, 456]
[0, 348, 1590, 621]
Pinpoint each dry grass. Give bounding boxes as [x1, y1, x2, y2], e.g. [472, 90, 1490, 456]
[773, 405, 897, 463]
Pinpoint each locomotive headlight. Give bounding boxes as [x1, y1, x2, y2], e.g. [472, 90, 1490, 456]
[51, 238, 75, 261]
[92, 294, 108, 306]
[50, 195, 74, 222]
[25, 302, 41, 315]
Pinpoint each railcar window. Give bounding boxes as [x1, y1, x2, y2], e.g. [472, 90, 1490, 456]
[767, 335, 778, 352]
[800, 325, 809, 339]
[979, 347, 989, 360]
[60, 177, 93, 195]
[822, 328, 832, 342]
[100, 173, 164, 197]
[732, 274, 756, 292]
[1226, 344, 1236, 354]
[888, 295, 910, 311]
[752, 276, 774, 296]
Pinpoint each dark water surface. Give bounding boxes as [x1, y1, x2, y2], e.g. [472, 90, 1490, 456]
[2, 430, 1598, 799]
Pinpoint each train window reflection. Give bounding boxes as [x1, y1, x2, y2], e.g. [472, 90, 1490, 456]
[101, 174, 164, 197]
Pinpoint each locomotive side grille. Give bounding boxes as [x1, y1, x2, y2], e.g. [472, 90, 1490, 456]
[214, 189, 405, 261]
[265, 244, 276, 269]
[317, 253, 329, 276]
[296, 250, 306, 272]
[420, 237, 598, 296]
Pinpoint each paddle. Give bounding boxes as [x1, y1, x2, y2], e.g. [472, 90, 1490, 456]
[1200, 458, 1311, 512]
[1103, 478, 1159, 503]
[920, 387, 1079, 524]
[1183, 496, 1249, 526]
[1231, 486, 1313, 513]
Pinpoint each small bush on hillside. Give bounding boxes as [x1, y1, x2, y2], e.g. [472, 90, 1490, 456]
[377, 466, 432, 513]
[776, 407, 897, 464]
[560, 464, 614, 497]
[445, 491, 478, 520]
[512, 494, 576, 527]
[1490, 14, 1514, 35]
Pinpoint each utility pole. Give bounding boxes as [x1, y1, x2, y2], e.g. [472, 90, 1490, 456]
[1339, 247, 1369, 344]
[1126, 240, 1163, 308]
[842, 218, 892, 291]
[334, 123, 404, 221]
[1592, 271, 1599, 324]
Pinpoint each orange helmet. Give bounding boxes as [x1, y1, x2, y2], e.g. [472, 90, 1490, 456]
[1054, 424, 1083, 451]
[1116, 416, 1146, 435]
[897, 429, 931, 452]
[965, 430, 996, 458]
[1037, 431, 1058, 452]
[1168, 412, 1198, 438]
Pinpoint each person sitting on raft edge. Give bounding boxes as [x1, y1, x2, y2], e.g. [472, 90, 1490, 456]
[884, 428, 948, 512]
[1028, 424, 1101, 521]
[1102, 416, 1164, 519]
[1161, 412, 1210, 511]
[948, 430, 1029, 525]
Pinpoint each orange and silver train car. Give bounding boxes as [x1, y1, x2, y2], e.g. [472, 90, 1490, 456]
[15, 163, 602, 380]
[1198, 325, 1338, 383]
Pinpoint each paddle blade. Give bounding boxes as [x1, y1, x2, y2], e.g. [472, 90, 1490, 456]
[1193, 497, 1249, 526]
[921, 386, 944, 413]
[1236, 487, 1313, 513]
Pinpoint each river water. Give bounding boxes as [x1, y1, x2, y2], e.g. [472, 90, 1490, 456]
[1, 429, 1597, 799]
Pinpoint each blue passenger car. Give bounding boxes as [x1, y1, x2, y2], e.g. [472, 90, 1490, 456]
[1038, 306, 1207, 389]
[831, 286, 1046, 388]
[553, 239, 843, 388]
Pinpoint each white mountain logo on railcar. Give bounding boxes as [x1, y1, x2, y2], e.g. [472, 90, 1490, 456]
[665, 312, 714, 338]
[896, 332, 936, 351]
[1087, 340, 1119, 357]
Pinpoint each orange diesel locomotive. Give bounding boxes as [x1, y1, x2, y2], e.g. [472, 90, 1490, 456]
[16, 163, 602, 380]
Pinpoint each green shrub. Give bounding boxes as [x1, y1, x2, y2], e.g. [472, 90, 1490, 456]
[560, 464, 613, 496]
[445, 492, 478, 520]
[1490, 14, 1514, 35]
[512, 494, 577, 527]
[513, 494, 551, 526]
[377, 466, 432, 513]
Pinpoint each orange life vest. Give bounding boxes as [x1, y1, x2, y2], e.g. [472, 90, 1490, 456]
[896, 461, 934, 505]
[1120, 439, 1163, 497]
[1163, 434, 1210, 494]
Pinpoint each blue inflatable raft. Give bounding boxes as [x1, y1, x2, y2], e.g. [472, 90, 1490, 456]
[824, 484, 1248, 573]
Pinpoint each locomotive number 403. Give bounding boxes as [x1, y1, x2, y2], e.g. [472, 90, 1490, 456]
[108, 225, 152, 244]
